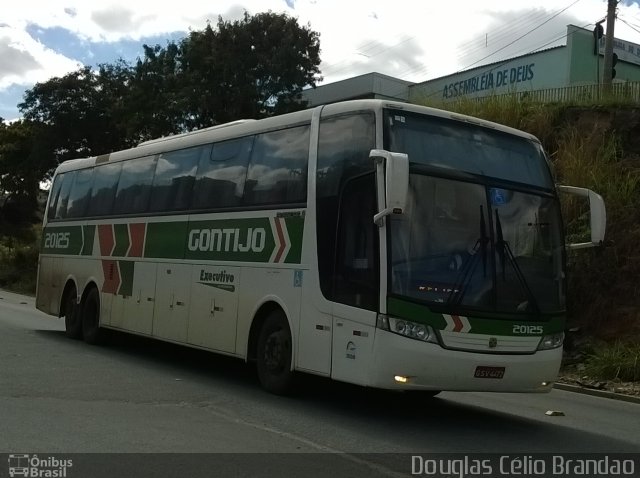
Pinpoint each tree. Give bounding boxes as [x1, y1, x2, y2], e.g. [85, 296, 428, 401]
[127, 43, 185, 140]
[19, 65, 135, 169]
[0, 120, 46, 225]
[179, 11, 321, 128]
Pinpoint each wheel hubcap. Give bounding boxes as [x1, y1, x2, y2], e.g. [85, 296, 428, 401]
[264, 331, 287, 372]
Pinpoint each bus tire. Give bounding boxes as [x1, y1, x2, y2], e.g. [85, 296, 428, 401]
[256, 310, 294, 395]
[63, 286, 82, 339]
[81, 288, 105, 345]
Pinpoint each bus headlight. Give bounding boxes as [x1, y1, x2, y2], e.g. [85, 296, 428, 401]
[377, 315, 438, 343]
[537, 332, 564, 350]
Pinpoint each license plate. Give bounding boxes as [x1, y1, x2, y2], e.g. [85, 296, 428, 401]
[474, 366, 505, 379]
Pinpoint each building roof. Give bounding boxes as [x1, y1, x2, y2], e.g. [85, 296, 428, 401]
[301, 71, 413, 106]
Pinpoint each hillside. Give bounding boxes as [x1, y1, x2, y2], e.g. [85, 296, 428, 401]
[558, 107, 640, 340]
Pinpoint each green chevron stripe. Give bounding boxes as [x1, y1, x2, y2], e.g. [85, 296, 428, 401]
[81, 225, 95, 256]
[112, 224, 130, 257]
[117, 260, 134, 296]
[284, 215, 304, 264]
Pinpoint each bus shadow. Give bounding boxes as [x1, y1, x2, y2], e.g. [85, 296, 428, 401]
[291, 376, 638, 453]
[34, 328, 637, 453]
[35, 327, 258, 389]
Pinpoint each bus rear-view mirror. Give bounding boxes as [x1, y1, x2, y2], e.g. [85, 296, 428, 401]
[557, 185, 606, 249]
[370, 149, 409, 225]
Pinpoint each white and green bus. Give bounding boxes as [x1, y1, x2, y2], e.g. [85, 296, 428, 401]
[36, 99, 605, 395]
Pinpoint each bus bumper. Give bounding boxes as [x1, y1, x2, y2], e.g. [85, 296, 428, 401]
[367, 329, 562, 392]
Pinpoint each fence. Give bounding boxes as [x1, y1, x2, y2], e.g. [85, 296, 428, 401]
[471, 81, 640, 104]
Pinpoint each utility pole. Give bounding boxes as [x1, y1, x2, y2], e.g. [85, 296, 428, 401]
[602, 0, 618, 91]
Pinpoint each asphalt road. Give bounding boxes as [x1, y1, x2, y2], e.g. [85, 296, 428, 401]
[1, 289, 638, 477]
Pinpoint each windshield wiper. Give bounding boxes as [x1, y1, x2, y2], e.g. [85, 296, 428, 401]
[494, 209, 540, 314]
[447, 205, 489, 306]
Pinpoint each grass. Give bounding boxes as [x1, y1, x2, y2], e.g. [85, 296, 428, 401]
[0, 224, 40, 295]
[584, 341, 640, 382]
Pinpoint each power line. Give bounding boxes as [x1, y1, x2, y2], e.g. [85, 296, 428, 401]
[416, 21, 594, 102]
[321, 3, 583, 83]
[454, 8, 557, 64]
[618, 15, 640, 37]
[371, 24, 575, 101]
[456, 0, 583, 72]
[393, 0, 583, 83]
[320, 32, 410, 76]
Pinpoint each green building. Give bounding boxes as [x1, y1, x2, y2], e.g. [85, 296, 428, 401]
[302, 25, 640, 106]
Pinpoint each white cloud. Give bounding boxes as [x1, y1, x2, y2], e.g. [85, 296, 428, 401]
[1, 0, 640, 95]
[0, 24, 80, 90]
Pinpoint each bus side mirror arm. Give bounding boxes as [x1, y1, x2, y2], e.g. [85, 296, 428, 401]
[370, 149, 409, 226]
[557, 185, 606, 250]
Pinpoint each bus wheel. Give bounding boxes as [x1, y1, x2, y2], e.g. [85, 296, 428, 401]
[256, 310, 294, 395]
[63, 286, 82, 339]
[81, 288, 105, 345]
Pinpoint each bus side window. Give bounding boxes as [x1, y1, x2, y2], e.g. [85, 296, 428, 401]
[113, 156, 156, 215]
[66, 168, 95, 218]
[149, 146, 202, 213]
[244, 125, 309, 206]
[87, 162, 122, 217]
[192, 138, 252, 210]
[54, 171, 77, 220]
[47, 173, 65, 221]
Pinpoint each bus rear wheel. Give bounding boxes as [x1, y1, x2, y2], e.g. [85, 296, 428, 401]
[63, 286, 82, 339]
[256, 310, 294, 395]
[81, 288, 106, 345]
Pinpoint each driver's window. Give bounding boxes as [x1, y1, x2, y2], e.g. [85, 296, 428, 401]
[334, 174, 378, 311]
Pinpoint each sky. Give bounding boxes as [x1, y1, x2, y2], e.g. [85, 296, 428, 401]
[3, 0, 640, 121]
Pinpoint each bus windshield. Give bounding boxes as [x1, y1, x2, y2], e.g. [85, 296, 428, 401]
[384, 109, 554, 189]
[385, 110, 565, 316]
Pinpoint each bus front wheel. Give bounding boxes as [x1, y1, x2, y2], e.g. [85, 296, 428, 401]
[81, 288, 106, 345]
[256, 310, 294, 395]
[63, 286, 82, 339]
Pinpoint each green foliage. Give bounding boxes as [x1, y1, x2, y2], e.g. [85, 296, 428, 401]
[128, 44, 185, 139]
[177, 11, 321, 128]
[126, 10, 323, 136]
[18, 65, 135, 168]
[0, 225, 40, 295]
[584, 341, 640, 382]
[0, 120, 47, 223]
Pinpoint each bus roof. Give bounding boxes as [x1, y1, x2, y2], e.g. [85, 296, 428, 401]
[53, 99, 539, 175]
